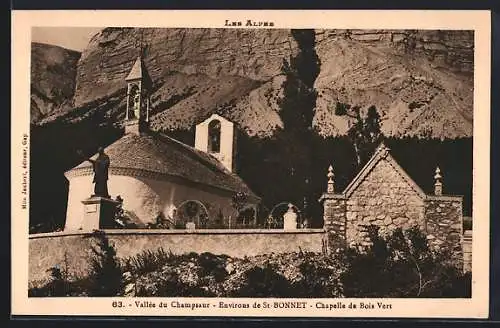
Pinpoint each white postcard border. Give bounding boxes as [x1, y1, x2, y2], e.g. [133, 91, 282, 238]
[11, 9, 491, 318]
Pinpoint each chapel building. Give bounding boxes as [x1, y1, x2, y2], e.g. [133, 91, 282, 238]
[63, 56, 260, 231]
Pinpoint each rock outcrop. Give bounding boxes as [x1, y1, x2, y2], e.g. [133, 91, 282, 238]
[30, 43, 81, 122]
[36, 28, 474, 138]
[314, 30, 474, 138]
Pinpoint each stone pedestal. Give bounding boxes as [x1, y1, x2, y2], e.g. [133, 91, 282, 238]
[319, 193, 347, 251]
[424, 195, 463, 269]
[81, 196, 120, 230]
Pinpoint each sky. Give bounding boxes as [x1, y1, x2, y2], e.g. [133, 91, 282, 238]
[31, 27, 103, 52]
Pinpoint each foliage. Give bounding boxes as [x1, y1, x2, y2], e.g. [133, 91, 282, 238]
[108, 196, 141, 229]
[269, 29, 321, 216]
[292, 253, 343, 297]
[28, 253, 94, 297]
[30, 241, 469, 298]
[129, 251, 344, 298]
[29, 89, 473, 233]
[334, 102, 383, 167]
[86, 230, 123, 296]
[146, 212, 173, 229]
[233, 263, 293, 297]
[279, 29, 320, 132]
[231, 191, 249, 213]
[28, 265, 69, 297]
[122, 247, 175, 275]
[340, 225, 471, 298]
[197, 252, 229, 283]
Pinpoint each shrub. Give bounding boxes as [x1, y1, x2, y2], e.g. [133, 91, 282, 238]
[28, 264, 69, 297]
[122, 247, 175, 275]
[340, 225, 471, 298]
[234, 263, 293, 297]
[133, 252, 218, 297]
[135, 270, 211, 297]
[293, 253, 343, 298]
[86, 230, 123, 296]
[197, 252, 228, 283]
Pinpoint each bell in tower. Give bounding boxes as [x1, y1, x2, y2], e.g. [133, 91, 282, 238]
[125, 55, 153, 135]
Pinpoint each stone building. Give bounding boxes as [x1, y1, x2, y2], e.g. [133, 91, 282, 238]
[320, 143, 464, 264]
[64, 56, 260, 231]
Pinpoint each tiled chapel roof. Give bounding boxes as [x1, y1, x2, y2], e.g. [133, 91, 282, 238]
[67, 131, 260, 201]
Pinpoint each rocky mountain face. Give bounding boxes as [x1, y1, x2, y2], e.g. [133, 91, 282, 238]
[52, 28, 474, 139]
[30, 43, 81, 122]
[313, 30, 473, 138]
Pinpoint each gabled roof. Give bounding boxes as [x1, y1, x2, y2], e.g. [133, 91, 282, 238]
[67, 131, 260, 201]
[343, 142, 427, 199]
[196, 113, 233, 126]
[125, 56, 152, 87]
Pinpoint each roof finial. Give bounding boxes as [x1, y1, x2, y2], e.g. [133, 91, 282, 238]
[327, 165, 335, 193]
[377, 141, 389, 157]
[434, 166, 443, 196]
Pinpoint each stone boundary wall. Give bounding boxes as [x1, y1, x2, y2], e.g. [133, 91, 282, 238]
[29, 229, 326, 286]
[322, 192, 465, 266]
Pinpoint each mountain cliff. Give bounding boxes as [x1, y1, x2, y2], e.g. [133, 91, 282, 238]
[35, 28, 474, 139]
[30, 42, 81, 122]
[313, 30, 473, 138]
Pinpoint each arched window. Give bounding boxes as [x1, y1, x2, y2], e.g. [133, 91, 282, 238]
[176, 200, 210, 229]
[208, 119, 221, 153]
[128, 84, 140, 119]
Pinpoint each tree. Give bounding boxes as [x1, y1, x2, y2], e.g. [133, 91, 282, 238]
[335, 103, 383, 167]
[87, 230, 123, 296]
[275, 29, 321, 214]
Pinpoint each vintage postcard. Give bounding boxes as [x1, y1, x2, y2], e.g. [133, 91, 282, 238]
[12, 10, 490, 317]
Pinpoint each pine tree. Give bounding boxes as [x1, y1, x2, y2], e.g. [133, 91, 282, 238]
[276, 29, 320, 218]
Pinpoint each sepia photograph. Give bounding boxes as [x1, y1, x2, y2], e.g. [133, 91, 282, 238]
[11, 10, 491, 317]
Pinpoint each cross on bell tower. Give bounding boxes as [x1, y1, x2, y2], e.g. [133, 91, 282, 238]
[125, 42, 152, 135]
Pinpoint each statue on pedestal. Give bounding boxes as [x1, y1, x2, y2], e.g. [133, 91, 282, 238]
[78, 147, 110, 198]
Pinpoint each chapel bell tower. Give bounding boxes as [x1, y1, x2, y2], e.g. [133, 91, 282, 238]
[125, 55, 153, 135]
[195, 113, 237, 173]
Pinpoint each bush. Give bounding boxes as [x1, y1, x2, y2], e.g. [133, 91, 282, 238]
[293, 254, 343, 298]
[135, 270, 212, 297]
[197, 252, 228, 283]
[28, 265, 68, 297]
[86, 230, 123, 296]
[122, 247, 175, 275]
[234, 263, 293, 297]
[340, 225, 471, 298]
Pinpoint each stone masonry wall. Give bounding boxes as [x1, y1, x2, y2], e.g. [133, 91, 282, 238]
[321, 195, 346, 251]
[425, 196, 463, 265]
[346, 160, 425, 246]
